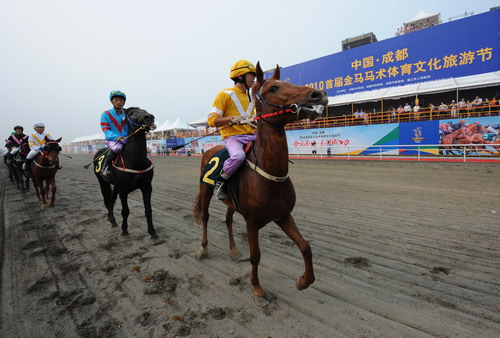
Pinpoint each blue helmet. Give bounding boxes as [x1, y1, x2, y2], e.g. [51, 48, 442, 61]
[109, 90, 126, 101]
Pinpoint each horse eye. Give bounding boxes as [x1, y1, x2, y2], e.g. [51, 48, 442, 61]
[268, 86, 278, 93]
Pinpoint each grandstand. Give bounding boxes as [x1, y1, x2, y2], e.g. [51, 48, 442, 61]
[69, 8, 500, 159]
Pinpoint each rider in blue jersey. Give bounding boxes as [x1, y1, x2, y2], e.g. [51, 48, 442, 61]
[99, 90, 128, 178]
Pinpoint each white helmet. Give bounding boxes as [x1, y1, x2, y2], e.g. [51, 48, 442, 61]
[34, 122, 45, 128]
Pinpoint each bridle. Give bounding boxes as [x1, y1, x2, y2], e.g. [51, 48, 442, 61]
[254, 80, 302, 126]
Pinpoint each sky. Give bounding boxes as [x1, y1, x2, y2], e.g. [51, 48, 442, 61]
[1, 0, 497, 145]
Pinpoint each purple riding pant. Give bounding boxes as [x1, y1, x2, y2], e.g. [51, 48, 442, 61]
[105, 140, 127, 153]
[223, 134, 256, 177]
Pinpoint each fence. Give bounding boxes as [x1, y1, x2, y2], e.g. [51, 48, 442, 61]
[287, 144, 500, 162]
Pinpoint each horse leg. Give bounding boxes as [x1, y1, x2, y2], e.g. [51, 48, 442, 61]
[49, 178, 57, 207]
[275, 214, 315, 291]
[226, 208, 239, 258]
[246, 225, 267, 305]
[97, 176, 118, 227]
[119, 192, 130, 236]
[39, 180, 49, 207]
[194, 185, 213, 259]
[140, 183, 158, 240]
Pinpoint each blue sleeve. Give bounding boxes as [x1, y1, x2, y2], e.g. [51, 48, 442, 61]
[100, 112, 116, 140]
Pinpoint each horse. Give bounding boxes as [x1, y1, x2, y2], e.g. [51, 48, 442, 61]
[25, 137, 62, 207]
[93, 107, 158, 240]
[193, 62, 328, 305]
[10, 141, 30, 193]
[440, 128, 469, 155]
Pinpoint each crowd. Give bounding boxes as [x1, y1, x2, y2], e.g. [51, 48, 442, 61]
[352, 95, 498, 125]
[395, 19, 437, 36]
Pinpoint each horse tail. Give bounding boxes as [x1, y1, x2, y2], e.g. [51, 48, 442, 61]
[193, 192, 203, 226]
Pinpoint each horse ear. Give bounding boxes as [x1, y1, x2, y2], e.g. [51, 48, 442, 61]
[272, 64, 280, 80]
[55, 137, 62, 143]
[255, 61, 264, 84]
[44, 136, 50, 142]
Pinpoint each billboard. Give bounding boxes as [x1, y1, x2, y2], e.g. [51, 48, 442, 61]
[267, 10, 500, 97]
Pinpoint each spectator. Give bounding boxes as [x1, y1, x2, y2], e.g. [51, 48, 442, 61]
[438, 101, 448, 116]
[466, 100, 473, 115]
[413, 103, 420, 120]
[397, 105, 404, 118]
[428, 103, 435, 118]
[458, 98, 466, 116]
[311, 140, 317, 155]
[450, 100, 458, 118]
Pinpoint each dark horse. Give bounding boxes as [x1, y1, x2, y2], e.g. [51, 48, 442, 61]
[193, 63, 328, 305]
[25, 137, 62, 207]
[93, 107, 158, 240]
[9, 141, 31, 193]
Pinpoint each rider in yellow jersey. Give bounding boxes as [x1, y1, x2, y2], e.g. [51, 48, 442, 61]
[207, 60, 257, 200]
[23, 122, 62, 170]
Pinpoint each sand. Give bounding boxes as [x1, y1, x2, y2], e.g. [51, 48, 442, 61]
[1, 155, 499, 337]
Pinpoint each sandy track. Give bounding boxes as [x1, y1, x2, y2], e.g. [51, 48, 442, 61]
[1, 155, 499, 337]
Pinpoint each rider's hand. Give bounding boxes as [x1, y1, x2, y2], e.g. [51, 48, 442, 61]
[230, 116, 245, 125]
[116, 136, 125, 142]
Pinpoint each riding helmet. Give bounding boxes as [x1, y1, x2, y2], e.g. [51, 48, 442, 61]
[33, 122, 45, 128]
[13, 125, 23, 131]
[230, 60, 256, 79]
[109, 90, 126, 101]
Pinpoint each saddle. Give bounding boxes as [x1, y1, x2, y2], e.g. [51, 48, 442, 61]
[201, 142, 253, 205]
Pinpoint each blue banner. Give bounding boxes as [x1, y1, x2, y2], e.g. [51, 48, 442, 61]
[267, 10, 500, 97]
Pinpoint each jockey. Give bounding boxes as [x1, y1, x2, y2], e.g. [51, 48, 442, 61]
[100, 90, 128, 178]
[3, 137, 13, 163]
[8, 125, 28, 157]
[451, 119, 467, 132]
[23, 122, 62, 170]
[207, 60, 257, 200]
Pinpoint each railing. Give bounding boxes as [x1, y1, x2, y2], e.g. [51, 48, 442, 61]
[287, 143, 500, 162]
[69, 104, 500, 146]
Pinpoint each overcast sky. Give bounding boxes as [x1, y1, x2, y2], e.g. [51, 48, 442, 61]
[1, 0, 497, 145]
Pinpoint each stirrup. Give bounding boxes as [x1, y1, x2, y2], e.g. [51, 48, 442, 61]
[214, 181, 228, 200]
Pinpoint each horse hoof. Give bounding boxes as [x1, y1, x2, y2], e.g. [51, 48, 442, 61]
[149, 238, 163, 246]
[253, 295, 270, 308]
[230, 251, 242, 262]
[197, 247, 208, 260]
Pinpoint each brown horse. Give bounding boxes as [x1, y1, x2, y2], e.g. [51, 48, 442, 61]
[25, 137, 62, 207]
[193, 62, 328, 305]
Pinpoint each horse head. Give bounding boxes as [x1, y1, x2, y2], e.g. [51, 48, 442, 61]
[252, 62, 328, 124]
[124, 107, 156, 132]
[43, 136, 62, 164]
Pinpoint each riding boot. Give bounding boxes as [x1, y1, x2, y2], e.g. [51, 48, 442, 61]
[22, 158, 32, 170]
[101, 150, 116, 179]
[214, 173, 230, 200]
[56, 160, 63, 170]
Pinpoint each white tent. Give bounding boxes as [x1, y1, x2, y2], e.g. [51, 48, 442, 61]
[167, 117, 192, 131]
[70, 132, 104, 144]
[404, 10, 441, 25]
[155, 119, 172, 132]
[188, 117, 208, 129]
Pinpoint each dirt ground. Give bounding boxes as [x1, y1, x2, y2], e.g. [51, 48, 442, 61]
[1, 155, 499, 337]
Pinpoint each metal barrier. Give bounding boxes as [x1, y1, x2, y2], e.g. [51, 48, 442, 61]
[288, 144, 500, 162]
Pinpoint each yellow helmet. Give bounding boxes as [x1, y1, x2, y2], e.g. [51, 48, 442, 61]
[230, 60, 256, 79]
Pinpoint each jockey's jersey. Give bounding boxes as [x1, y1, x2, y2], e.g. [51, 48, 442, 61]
[208, 86, 256, 140]
[100, 108, 128, 141]
[7, 134, 27, 146]
[28, 132, 52, 148]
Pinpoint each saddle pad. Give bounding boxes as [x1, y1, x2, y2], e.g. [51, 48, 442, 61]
[200, 148, 243, 206]
[200, 148, 230, 186]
